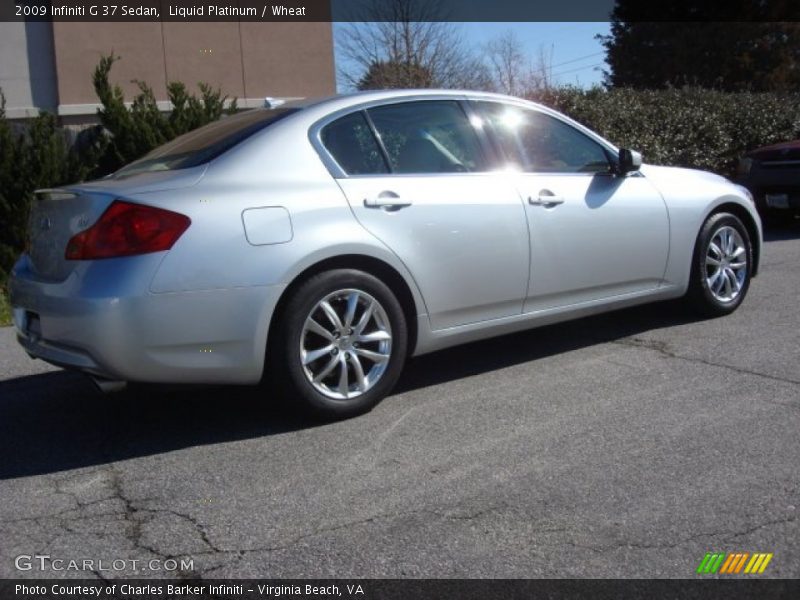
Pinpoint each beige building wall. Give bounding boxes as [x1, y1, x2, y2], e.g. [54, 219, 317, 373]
[162, 22, 246, 98]
[241, 22, 336, 98]
[52, 22, 168, 110]
[4, 21, 336, 119]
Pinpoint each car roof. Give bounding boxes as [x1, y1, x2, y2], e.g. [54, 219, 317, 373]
[299, 88, 545, 113]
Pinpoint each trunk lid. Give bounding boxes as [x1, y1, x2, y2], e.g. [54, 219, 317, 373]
[27, 167, 204, 281]
[68, 164, 206, 195]
[28, 189, 113, 281]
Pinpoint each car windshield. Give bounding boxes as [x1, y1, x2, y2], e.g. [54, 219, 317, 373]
[113, 106, 301, 177]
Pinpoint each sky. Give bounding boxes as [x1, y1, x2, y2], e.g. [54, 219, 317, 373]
[461, 22, 611, 87]
[333, 21, 611, 91]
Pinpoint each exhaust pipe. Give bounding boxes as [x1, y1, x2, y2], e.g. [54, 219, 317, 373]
[89, 376, 127, 394]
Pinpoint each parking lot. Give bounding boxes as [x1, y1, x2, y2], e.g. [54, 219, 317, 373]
[0, 226, 798, 579]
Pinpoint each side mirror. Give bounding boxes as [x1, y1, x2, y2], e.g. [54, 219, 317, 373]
[618, 148, 642, 174]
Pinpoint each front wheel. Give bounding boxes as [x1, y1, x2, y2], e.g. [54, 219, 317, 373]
[268, 269, 408, 419]
[686, 212, 753, 317]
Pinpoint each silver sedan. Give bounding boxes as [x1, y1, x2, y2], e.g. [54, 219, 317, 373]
[9, 90, 762, 418]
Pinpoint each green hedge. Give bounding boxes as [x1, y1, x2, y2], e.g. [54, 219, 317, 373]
[530, 86, 800, 177]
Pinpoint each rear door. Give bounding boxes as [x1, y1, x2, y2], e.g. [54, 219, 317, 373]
[318, 99, 530, 330]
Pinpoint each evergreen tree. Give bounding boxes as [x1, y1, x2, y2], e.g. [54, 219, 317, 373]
[601, 1, 800, 91]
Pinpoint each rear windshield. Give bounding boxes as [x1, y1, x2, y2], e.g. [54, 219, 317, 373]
[113, 107, 300, 177]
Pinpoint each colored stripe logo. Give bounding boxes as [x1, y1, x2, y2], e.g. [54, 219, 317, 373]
[697, 552, 773, 574]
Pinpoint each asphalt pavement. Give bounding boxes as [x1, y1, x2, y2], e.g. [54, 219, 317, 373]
[0, 226, 798, 579]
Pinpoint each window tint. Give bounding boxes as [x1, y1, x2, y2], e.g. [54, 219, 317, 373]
[321, 112, 389, 175]
[367, 101, 486, 174]
[480, 102, 610, 173]
[115, 107, 299, 177]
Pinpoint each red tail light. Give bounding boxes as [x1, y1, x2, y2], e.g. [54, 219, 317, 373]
[65, 200, 191, 260]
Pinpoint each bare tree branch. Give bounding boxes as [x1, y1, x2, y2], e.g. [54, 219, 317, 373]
[482, 30, 554, 95]
[337, 0, 490, 90]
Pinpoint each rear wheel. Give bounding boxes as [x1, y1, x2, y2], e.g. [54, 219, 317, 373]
[268, 269, 407, 419]
[686, 212, 753, 316]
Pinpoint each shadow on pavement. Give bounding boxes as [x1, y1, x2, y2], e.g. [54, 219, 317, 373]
[396, 299, 697, 393]
[0, 371, 316, 480]
[0, 299, 702, 480]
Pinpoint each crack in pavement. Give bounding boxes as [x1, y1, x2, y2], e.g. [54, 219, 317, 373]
[182, 503, 515, 577]
[1, 465, 221, 579]
[612, 337, 800, 399]
[548, 513, 798, 555]
[5, 473, 796, 579]
[165, 505, 799, 577]
[106, 466, 222, 571]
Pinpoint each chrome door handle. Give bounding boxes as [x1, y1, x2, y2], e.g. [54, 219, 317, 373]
[529, 193, 565, 207]
[364, 191, 411, 209]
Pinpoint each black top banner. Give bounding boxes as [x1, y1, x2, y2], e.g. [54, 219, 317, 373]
[3, 0, 800, 22]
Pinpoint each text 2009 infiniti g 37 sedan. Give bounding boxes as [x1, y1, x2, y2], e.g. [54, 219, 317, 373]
[10, 90, 761, 418]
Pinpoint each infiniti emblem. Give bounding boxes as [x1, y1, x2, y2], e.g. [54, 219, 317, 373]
[39, 216, 52, 231]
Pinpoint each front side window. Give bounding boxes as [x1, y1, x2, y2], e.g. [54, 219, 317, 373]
[479, 102, 611, 174]
[321, 112, 389, 175]
[367, 101, 486, 174]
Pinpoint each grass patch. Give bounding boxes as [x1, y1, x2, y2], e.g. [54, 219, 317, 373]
[0, 281, 11, 327]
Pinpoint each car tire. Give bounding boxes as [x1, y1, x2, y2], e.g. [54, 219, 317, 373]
[267, 269, 407, 420]
[686, 212, 753, 317]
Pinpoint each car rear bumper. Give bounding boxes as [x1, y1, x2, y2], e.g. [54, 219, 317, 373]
[9, 255, 286, 384]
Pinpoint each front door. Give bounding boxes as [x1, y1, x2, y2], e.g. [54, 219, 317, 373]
[476, 101, 670, 311]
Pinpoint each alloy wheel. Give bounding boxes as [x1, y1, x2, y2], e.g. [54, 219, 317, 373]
[300, 289, 393, 400]
[705, 225, 748, 303]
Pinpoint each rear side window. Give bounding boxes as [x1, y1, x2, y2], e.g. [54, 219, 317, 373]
[367, 101, 486, 174]
[479, 102, 611, 173]
[114, 107, 299, 177]
[321, 112, 389, 175]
